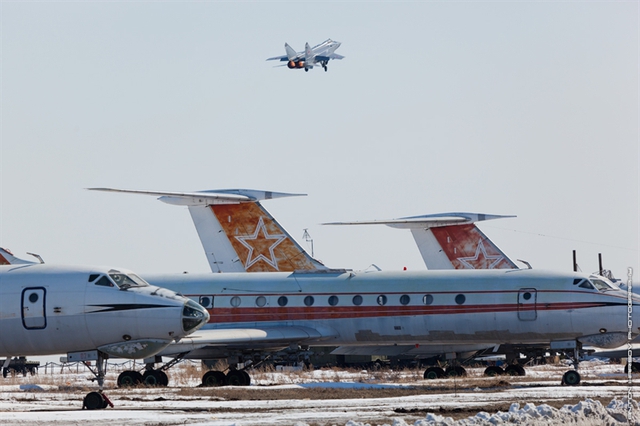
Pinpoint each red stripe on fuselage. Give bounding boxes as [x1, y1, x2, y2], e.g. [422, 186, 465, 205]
[203, 302, 610, 324]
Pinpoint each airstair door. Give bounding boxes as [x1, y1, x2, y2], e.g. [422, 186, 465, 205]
[22, 287, 47, 329]
[517, 288, 537, 321]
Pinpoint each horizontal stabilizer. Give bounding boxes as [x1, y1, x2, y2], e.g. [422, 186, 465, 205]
[88, 188, 305, 206]
[324, 212, 515, 229]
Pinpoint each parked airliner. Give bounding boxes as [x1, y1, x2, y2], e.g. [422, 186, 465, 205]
[0, 263, 209, 409]
[87, 187, 639, 388]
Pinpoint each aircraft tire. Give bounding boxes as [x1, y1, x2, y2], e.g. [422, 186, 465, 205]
[117, 370, 143, 387]
[445, 366, 467, 377]
[483, 366, 505, 377]
[226, 370, 249, 386]
[562, 370, 581, 386]
[202, 370, 226, 387]
[423, 366, 445, 380]
[158, 370, 169, 386]
[624, 362, 640, 373]
[504, 364, 526, 376]
[82, 391, 105, 410]
[142, 370, 167, 387]
[2, 368, 7, 378]
[240, 370, 251, 385]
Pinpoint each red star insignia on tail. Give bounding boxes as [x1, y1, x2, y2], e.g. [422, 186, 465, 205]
[457, 240, 505, 269]
[235, 217, 286, 270]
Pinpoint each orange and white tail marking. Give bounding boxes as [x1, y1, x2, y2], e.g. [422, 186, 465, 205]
[88, 188, 327, 273]
[324, 213, 518, 270]
[429, 223, 517, 269]
[209, 202, 324, 272]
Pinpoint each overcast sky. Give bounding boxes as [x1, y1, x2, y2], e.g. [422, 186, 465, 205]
[1, 1, 638, 280]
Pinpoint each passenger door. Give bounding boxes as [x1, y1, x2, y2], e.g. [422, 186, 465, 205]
[22, 287, 46, 329]
[517, 288, 537, 321]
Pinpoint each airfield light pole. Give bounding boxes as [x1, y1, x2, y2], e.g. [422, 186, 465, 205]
[627, 266, 634, 423]
[302, 228, 314, 258]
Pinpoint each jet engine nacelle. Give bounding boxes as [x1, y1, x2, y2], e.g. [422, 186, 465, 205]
[287, 60, 305, 69]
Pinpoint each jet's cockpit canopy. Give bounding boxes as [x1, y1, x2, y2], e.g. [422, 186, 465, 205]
[573, 276, 618, 292]
[89, 270, 149, 289]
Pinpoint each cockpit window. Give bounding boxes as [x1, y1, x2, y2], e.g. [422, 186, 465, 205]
[94, 276, 114, 287]
[109, 273, 149, 289]
[578, 280, 594, 290]
[590, 279, 615, 291]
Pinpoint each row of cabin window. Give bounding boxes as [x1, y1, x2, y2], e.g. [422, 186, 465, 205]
[199, 293, 470, 308]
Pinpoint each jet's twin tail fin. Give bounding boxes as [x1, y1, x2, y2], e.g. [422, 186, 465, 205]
[88, 188, 327, 273]
[285, 43, 297, 60]
[304, 42, 313, 61]
[325, 213, 518, 270]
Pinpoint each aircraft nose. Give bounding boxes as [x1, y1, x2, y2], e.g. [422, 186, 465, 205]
[182, 299, 209, 333]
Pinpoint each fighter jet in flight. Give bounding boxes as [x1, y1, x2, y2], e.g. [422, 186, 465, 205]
[267, 39, 344, 72]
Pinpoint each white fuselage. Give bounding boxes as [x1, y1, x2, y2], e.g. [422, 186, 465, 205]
[146, 268, 639, 353]
[0, 264, 209, 358]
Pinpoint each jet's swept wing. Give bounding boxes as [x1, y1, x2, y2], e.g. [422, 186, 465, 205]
[88, 188, 328, 273]
[324, 213, 518, 270]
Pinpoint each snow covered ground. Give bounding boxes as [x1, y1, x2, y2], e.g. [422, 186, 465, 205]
[1, 360, 639, 425]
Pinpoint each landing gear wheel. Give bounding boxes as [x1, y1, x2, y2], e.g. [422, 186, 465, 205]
[445, 366, 467, 377]
[142, 370, 168, 386]
[562, 370, 581, 386]
[624, 362, 640, 373]
[504, 364, 526, 376]
[117, 370, 143, 387]
[158, 370, 169, 386]
[323, 66, 327, 72]
[226, 370, 249, 386]
[240, 370, 251, 386]
[202, 370, 226, 387]
[83, 391, 106, 410]
[483, 366, 505, 377]
[304, 68, 309, 72]
[423, 366, 445, 380]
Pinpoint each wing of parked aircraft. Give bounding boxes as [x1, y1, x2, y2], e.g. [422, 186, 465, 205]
[88, 187, 328, 273]
[161, 325, 337, 354]
[324, 213, 519, 270]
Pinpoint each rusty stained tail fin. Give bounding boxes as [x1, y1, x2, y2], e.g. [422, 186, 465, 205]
[187, 193, 328, 273]
[324, 213, 518, 270]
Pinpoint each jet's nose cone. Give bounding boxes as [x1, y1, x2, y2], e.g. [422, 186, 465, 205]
[182, 300, 210, 333]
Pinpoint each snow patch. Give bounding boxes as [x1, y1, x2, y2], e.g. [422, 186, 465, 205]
[414, 398, 639, 425]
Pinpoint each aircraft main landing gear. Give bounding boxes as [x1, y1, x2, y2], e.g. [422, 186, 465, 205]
[202, 369, 251, 386]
